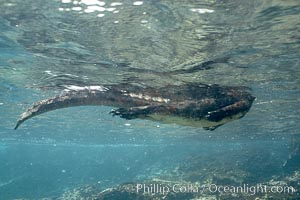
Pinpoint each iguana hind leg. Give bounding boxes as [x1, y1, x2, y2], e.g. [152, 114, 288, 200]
[110, 105, 166, 120]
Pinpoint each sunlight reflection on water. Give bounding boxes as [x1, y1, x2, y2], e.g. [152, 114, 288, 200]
[0, 0, 299, 199]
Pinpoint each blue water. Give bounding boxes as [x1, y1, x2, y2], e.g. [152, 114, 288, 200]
[1, 0, 300, 199]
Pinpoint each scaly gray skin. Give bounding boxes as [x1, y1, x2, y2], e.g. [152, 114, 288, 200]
[14, 83, 255, 130]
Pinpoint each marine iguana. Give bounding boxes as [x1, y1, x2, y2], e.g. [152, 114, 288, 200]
[14, 83, 255, 130]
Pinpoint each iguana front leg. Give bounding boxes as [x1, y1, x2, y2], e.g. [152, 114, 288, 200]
[205, 99, 251, 122]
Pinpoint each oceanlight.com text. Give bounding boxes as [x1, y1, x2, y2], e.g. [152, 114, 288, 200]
[136, 183, 296, 196]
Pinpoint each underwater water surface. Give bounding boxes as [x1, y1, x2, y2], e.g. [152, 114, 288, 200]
[0, 0, 300, 199]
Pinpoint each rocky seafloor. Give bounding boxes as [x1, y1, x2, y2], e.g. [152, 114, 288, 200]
[16, 170, 299, 200]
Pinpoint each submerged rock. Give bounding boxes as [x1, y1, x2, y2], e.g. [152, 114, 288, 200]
[39, 172, 299, 200]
